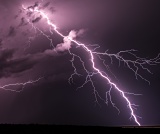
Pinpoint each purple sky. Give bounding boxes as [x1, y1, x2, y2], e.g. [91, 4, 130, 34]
[0, 0, 160, 126]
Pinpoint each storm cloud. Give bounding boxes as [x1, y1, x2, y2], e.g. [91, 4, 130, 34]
[0, 49, 36, 78]
[0, 39, 3, 46]
[8, 26, 16, 37]
[32, 15, 42, 23]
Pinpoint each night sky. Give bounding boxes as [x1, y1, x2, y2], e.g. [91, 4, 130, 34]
[0, 0, 160, 127]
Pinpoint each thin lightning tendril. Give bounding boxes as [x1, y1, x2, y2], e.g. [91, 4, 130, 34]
[0, 77, 43, 92]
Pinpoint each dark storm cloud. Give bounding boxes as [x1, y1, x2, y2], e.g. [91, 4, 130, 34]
[7, 56, 35, 74]
[8, 26, 16, 37]
[14, 9, 23, 19]
[43, 2, 50, 8]
[40, 2, 56, 13]
[26, 11, 33, 17]
[18, 17, 28, 27]
[32, 15, 42, 23]
[0, 49, 14, 63]
[49, 7, 56, 13]
[0, 49, 15, 77]
[0, 39, 3, 46]
[0, 49, 36, 78]
[14, 15, 19, 19]
[27, 1, 39, 10]
[0, 46, 67, 79]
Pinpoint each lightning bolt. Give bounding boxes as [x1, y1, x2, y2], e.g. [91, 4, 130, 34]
[0, 77, 43, 92]
[2, 3, 159, 126]
[21, 4, 142, 126]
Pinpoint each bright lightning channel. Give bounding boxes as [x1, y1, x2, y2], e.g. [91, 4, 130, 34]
[21, 4, 142, 126]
